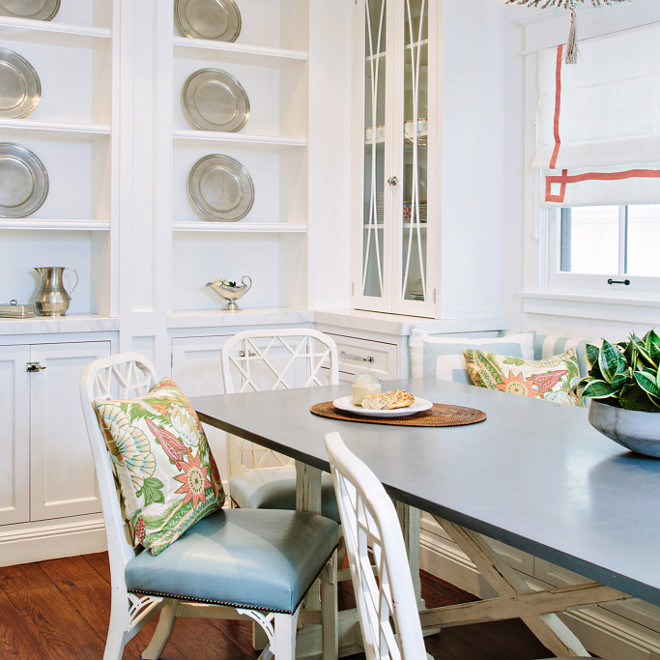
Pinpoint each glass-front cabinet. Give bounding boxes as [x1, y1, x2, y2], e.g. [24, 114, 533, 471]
[352, 0, 437, 317]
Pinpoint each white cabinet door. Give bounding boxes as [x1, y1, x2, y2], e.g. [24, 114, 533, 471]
[352, 0, 437, 317]
[0, 345, 30, 525]
[29, 341, 111, 521]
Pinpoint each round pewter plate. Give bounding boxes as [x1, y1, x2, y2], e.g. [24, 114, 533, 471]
[188, 154, 254, 222]
[174, 0, 241, 42]
[182, 68, 249, 132]
[0, 143, 48, 218]
[0, 0, 60, 20]
[0, 48, 41, 119]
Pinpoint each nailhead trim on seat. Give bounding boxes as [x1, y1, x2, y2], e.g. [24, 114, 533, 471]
[134, 589, 294, 615]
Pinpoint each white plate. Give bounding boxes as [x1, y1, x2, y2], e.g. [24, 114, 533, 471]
[332, 395, 432, 418]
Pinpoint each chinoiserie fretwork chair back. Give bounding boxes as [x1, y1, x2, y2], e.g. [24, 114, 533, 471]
[80, 353, 167, 658]
[81, 352, 339, 660]
[324, 431, 430, 660]
[222, 328, 339, 476]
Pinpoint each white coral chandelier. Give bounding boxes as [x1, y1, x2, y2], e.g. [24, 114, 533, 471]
[505, 0, 630, 64]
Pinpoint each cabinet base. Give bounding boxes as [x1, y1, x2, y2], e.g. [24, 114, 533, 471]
[0, 514, 106, 567]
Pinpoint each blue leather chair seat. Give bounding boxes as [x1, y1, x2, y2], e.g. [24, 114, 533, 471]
[126, 508, 338, 614]
[230, 466, 340, 523]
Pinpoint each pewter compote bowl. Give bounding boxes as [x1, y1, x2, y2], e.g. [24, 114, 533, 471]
[206, 275, 252, 311]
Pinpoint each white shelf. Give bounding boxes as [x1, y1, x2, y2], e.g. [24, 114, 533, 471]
[0, 17, 111, 48]
[0, 120, 111, 140]
[173, 130, 306, 150]
[173, 37, 307, 67]
[0, 219, 109, 231]
[172, 222, 306, 233]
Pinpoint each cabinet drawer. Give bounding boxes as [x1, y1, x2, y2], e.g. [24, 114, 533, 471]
[330, 335, 397, 379]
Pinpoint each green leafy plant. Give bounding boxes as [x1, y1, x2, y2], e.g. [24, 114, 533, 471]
[574, 330, 660, 411]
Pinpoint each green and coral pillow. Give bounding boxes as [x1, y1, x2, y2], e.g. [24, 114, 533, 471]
[95, 378, 224, 555]
[463, 347, 584, 407]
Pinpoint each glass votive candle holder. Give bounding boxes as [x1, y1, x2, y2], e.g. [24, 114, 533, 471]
[352, 373, 382, 405]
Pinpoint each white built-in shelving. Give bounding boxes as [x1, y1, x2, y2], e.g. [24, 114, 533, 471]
[165, 0, 311, 315]
[0, 0, 117, 317]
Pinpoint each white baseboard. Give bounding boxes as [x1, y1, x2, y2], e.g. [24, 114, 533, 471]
[0, 514, 107, 566]
[419, 524, 660, 660]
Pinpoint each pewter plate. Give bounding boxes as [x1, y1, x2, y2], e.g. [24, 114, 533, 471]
[174, 0, 241, 42]
[0, 48, 41, 119]
[0, 142, 48, 218]
[188, 154, 254, 221]
[0, 0, 60, 20]
[182, 68, 249, 132]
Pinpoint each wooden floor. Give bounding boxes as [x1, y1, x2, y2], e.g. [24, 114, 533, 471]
[0, 552, 557, 659]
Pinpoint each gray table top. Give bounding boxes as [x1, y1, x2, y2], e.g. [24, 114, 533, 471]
[192, 378, 660, 608]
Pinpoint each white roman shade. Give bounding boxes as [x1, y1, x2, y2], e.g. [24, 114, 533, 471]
[535, 22, 660, 206]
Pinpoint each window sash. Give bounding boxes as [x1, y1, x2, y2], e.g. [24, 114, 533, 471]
[546, 207, 660, 295]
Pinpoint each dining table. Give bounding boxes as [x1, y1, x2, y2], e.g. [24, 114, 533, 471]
[191, 377, 660, 658]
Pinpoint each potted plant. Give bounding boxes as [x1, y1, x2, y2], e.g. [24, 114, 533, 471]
[574, 330, 660, 457]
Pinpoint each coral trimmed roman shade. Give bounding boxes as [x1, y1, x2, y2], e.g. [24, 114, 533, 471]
[534, 22, 660, 206]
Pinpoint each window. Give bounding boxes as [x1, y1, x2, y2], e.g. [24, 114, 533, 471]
[546, 204, 660, 295]
[521, 8, 660, 322]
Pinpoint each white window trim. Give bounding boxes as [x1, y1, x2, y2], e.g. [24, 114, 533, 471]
[519, 2, 660, 323]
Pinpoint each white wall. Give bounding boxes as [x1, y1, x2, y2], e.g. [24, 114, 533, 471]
[307, 0, 352, 310]
[439, 0, 504, 321]
[500, 1, 660, 344]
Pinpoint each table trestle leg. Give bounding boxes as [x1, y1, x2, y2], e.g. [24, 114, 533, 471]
[396, 502, 424, 606]
[427, 516, 630, 657]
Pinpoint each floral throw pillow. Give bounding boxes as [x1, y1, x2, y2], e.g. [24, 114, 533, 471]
[95, 378, 224, 555]
[463, 347, 584, 407]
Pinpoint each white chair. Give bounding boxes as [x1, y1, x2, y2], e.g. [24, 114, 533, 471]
[324, 431, 592, 660]
[325, 431, 429, 659]
[81, 352, 338, 660]
[222, 328, 340, 520]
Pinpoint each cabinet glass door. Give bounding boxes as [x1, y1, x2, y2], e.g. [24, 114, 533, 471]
[355, 0, 434, 316]
[401, 0, 428, 303]
[362, 0, 388, 300]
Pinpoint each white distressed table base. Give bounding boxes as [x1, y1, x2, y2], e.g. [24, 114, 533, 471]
[418, 516, 631, 658]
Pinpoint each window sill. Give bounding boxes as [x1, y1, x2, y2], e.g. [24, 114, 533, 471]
[519, 291, 660, 325]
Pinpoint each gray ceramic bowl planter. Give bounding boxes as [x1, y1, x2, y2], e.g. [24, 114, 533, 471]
[588, 400, 660, 458]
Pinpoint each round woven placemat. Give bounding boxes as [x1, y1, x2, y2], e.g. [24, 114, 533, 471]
[310, 401, 486, 427]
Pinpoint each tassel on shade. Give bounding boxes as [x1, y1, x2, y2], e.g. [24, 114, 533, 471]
[566, 5, 578, 64]
[504, 0, 630, 65]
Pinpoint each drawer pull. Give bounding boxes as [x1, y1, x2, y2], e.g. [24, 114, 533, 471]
[341, 351, 374, 364]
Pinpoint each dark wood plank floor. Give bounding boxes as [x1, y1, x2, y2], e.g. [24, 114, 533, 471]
[0, 552, 557, 659]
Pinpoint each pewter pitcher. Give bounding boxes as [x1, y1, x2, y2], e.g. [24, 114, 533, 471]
[34, 267, 78, 316]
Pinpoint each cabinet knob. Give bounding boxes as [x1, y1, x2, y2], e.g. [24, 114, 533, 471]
[387, 176, 398, 186]
[26, 362, 46, 372]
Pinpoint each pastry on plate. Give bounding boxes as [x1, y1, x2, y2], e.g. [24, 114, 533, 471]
[361, 390, 415, 410]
